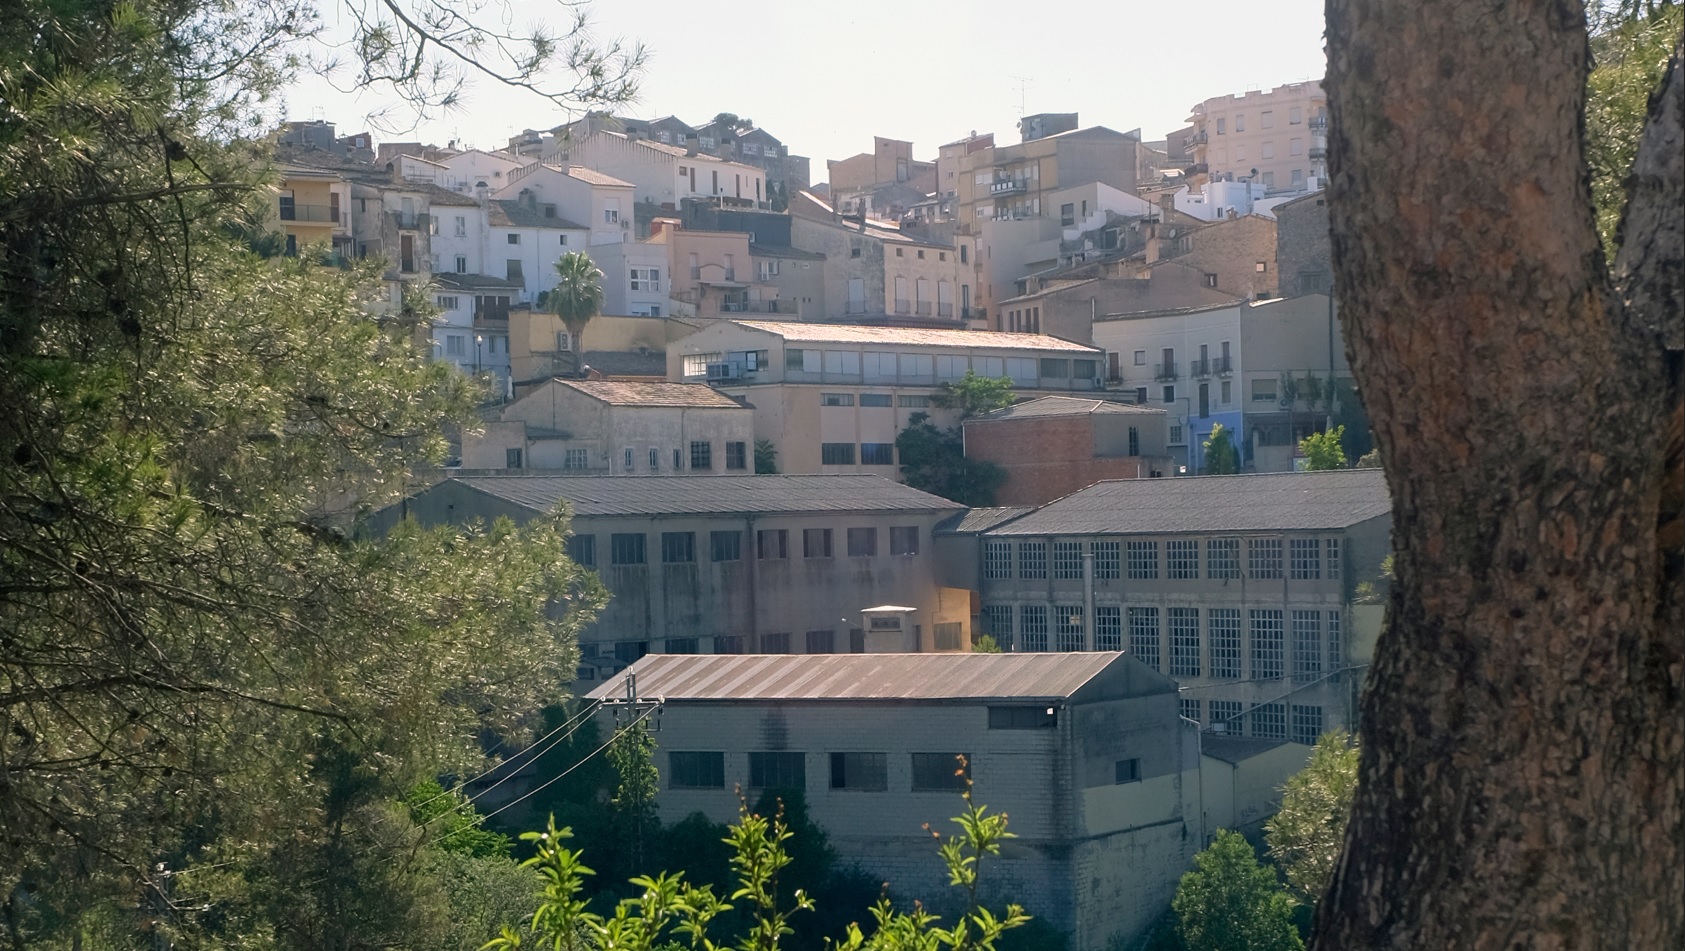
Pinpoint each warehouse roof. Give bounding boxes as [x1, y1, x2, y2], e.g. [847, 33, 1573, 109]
[441, 474, 965, 518]
[587, 651, 1168, 703]
[985, 469, 1390, 536]
[935, 507, 1035, 535]
[967, 396, 1165, 422]
[727, 320, 1100, 353]
[551, 380, 744, 408]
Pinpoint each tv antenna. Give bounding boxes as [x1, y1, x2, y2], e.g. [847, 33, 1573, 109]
[1008, 76, 1032, 117]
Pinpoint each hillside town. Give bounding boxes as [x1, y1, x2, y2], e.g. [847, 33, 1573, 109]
[281, 80, 1395, 950]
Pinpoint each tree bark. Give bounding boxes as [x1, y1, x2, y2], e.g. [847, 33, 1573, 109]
[1318, 0, 1683, 947]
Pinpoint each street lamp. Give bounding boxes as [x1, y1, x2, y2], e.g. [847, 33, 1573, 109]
[474, 333, 484, 376]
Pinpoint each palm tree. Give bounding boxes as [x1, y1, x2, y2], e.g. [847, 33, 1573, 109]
[551, 252, 604, 375]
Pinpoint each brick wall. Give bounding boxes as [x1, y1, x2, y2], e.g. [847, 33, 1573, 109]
[965, 415, 1157, 505]
[1172, 215, 1278, 299]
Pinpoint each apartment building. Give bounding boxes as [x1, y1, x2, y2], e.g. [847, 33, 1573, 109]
[1185, 81, 1328, 192]
[273, 162, 353, 259]
[587, 651, 1202, 951]
[433, 148, 526, 195]
[372, 474, 970, 663]
[961, 397, 1172, 506]
[973, 469, 1391, 739]
[506, 312, 695, 383]
[1089, 295, 1352, 472]
[825, 136, 938, 220]
[669, 320, 1107, 476]
[549, 131, 769, 220]
[645, 219, 791, 317]
[1273, 191, 1332, 297]
[461, 379, 752, 473]
[788, 192, 971, 321]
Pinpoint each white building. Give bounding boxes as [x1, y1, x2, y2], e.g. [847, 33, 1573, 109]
[550, 130, 770, 215]
[434, 148, 526, 195]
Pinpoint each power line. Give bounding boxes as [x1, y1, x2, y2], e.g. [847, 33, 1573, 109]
[406, 697, 605, 815]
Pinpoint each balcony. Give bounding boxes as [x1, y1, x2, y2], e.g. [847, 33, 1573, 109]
[1190, 358, 1212, 378]
[894, 298, 911, 315]
[988, 179, 1027, 196]
[1308, 116, 1329, 131]
[1191, 130, 1209, 145]
[915, 302, 933, 317]
[1309, 147, 1327, 161]
[279, 202, 338, 223]
[937, 303, 953, 318]
[1154, 362, 1179, 382]
[391, 211, 431, 231]
[720, 299, 796, 315]
[1214, 355, 1234, 376]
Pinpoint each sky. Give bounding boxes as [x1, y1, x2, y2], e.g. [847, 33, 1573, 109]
[287, 0, 1328, 175]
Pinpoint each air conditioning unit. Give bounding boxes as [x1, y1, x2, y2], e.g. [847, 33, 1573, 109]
[706, 363, 740, 382]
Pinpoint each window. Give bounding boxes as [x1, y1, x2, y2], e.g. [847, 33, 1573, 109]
[1207, 538, 1241, 579]
[760, 632, 792, 653]
[623, 447, 635, 471]
[806, 629, 836, 653]
[1115, 758, 1141, 784]
[1209, 609, 1242, 678]
[830, 752, 888, 790]
[1290, 137, 1304, 157]
[662, 532, 695, 564]
[1204, 273, 1219, 288]
[1094, 541, 1121, 580]
[566, 442, 589, 468]
[935, 621, 963, 650]
[669, 752, 725, 789]
[435, 295, 460, 310]
[1127, 541, 1159, 579]
[847, 527, 878, 557]
[566, 534, 596, 568]
[1290, 538, 1322, 579]
[820, 392, 855, 407]
[1250, 609, 1285, 679]
[674, 448, 683, 470]
[1053, 541, 1083, 579]
[690, 441, 713, 470]
[1327, 610, 1344, 673]
[559, 234, 568, 245]
[984, 541, 1013, 579]
[506, 447, 524, 469]
[1167, 539, 1199, 579]
[1018, 541, 1047, 579]
[455, 255, 467, 273]
[1181, 699, 1203, 724]
[630, 267, 662, 291]
[1209, 699, 1243, 733]
[1056, 606, 1084, 651]
[888, 527, 919, 556]
[1292, 705, 1324, 745]
[725, 441, 747, 471]
[859, 393, 893, 407]
[1096, 606, 1123, 651]
[1292, 610, 1323, 682]
[714, 635, 747, 654]
[649, 447, 660, 471]
[1040, 358, 1070, 379]
[989, 706, 1056, 729]
[1290, 105, 1303, 124]
[665, 638, 699, 655]
[1133, 350, 1147, 366]
[803, 528, 833, 558]
[507, 233, 520, 245]
[1216, 118, 1226, 134]
[1249, 538, 1284, 579]
[604, 208, 619, 224]
[1235, 114, 1246, 132]
[980, 605, 1014, 650]
[1019, 604, 1049, 651]
[1129, 607, 1161, 670]
[1252, 379, 1279, 402]
[1261, 142, 1276, 160]
[895, 247, 904, 257]
[911, 753, 970, 791]
[1060, 202, 1075, 226]
[1326, 538, 1342, 579]
[1163, 385, 1176, 404]
[1169, 608, 1201, 677]
[1252, 702, 1287, 740]
[861, 443, 895, 466]
[710, 531, 742, 562]
[821, 443, 855, 465]
[748, 752, 805, 789]
[1261, 109, 1275, 129]
[610, 533, 647, 565]
[445, 334, 466, 357]
[898, 394, 931, 408]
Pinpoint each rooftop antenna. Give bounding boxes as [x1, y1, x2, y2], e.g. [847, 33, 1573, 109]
[1008, 76, 1032, 118]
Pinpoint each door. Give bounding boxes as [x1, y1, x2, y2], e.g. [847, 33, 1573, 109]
[1199, 383, 1210, 419]
[1108, 352, 1121, 382]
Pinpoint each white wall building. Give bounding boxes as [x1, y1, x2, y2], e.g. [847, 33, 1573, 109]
[550, 130, 770, 214]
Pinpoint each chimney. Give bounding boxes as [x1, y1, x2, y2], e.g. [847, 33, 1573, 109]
[1144, 220, 1160, 265]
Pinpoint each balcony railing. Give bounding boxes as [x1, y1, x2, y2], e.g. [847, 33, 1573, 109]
[937, 303, 953, 318]
[279, 202, 338, 223]
[1154, 362, 1179, 382]
[915, 302, 933, 316]
[720, 299, 796, 314]
[1190, 358, 1212, 378]
[1308, 116, 1328, 131]
[988, 179, 1027, 196]
[391, 212, 431, 231]
[1191, 130, 1209, 145]
[1309, 147, 1327, 161]
[1214, 356, 1233, 375]
[894, 298, 911, 315]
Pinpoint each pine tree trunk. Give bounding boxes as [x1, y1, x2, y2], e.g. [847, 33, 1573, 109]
[1317, 0, 1683, 947]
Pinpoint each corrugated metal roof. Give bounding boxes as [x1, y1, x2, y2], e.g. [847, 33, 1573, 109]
[448, 474, 966, 517]
[555, 380, 745, 408]
[986, 469, 1391, 536]
[967, 397, 1166, 422]
[730, 320, 1100, 353]
[586, 652, 1128, 702]
[935, 507, 1036, 535]
[1201, 734, 1299, 764]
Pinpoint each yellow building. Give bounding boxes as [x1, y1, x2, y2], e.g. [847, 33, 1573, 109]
[273, 162, 353, 258]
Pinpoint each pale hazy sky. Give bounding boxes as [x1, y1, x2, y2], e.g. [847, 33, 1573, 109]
[288, 0, 1328, 175]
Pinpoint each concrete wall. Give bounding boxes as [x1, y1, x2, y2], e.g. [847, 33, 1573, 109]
[963, 413, 1172, 506]
[1274, 194, 1333, 297]
[789, 216, 886, 318]
[1176, 215, 1278, 300]
[1003, 268, 1240, 345]
[1199, 741, 1312, 837]
[1189, 82, 1326, 187]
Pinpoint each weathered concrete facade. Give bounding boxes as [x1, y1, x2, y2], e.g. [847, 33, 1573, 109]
[962, 398, 1172, 506]
[1273, 191, 1333, 297]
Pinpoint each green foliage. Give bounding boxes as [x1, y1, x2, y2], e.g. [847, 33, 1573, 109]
[972, 634, 1005, 653]
[896, 413, 1007, 506]
[1172, 831, 1302, 951]
[1298, 426, 1348, 470]
[754, 438, 780, 474]
[1202, 424, 1240, 475]
[934, 370, 1017, 419]
[490, 781, 1029, 951]
[1586, 3, 1684, 256]
[407, 781, 515, 859]
[553, 251, 606, 371]
[1266, 731, 1361, 905]
[1354, 448, 1382, 469]
[609, 721, 662, 870]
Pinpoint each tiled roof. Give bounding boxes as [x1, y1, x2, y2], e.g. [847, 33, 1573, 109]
[586, 651, 1152, 703]
[577, 349, 667, 377]
[1095, 298, 1247, 322]
[436, 272, 524, 290]
[447, 474, 966, 518]
[935, 507, 1036, 535]
[729, 320, 1101, 353]
[550, 164, 634, 187]
[985, 469, 1391, 536]
[490, 199, 588, 230]
[967, 397, 1165, 422]
[555, 379, 744, 408]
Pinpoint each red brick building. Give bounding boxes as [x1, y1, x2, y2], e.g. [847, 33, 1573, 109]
[963, 397, 1171, 506]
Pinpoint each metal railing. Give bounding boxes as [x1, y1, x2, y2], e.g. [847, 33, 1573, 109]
[989, 179, 1027, 196]
[1154, 362, 1179, 382]
[893, 298, 911, 314]
[1214, 356, 1234, 375]
[937, 303, 953, 317]
[1190, 358, 1212, 378]
[391, 212, 431, 230]
[279, 202, 337, 223]
[915, 302, 932, 316]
